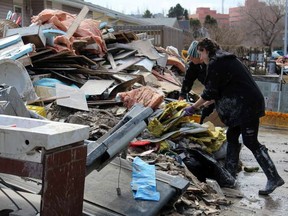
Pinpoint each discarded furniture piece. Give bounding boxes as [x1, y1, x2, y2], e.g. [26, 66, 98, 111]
[0, 34, 33, 66]
[0, 115, 90, 216]
[4, 24, 48, 48]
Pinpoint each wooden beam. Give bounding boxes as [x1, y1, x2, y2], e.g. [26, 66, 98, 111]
[107, 52, 117, 69]
[66, 6, 89, 39]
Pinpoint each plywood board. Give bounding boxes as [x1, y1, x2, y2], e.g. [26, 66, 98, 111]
[130, 40, 161, 60]
[34, 85, 56, 98]
[131, 58, 154, 72]
[114, 50, 137, 60]
[56, 83, 88, 111]
[80, 80, 114, 96]
[66, 6, 89, 39]
[108, 57, 143, 72]
[5, 25, 46, 47]
[107, 52, 116, 69]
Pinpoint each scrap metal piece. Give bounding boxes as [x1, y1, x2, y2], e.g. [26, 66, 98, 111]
[86, 104, 154, 172]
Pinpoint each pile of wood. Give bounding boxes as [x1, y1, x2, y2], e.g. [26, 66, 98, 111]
[0, 6, 239, 216]
[0, 6, 187, 112]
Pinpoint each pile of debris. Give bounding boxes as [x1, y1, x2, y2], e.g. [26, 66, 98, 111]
[0, 7, 239, 216]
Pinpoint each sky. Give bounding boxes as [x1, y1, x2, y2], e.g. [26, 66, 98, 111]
[85, 0, 246, 15]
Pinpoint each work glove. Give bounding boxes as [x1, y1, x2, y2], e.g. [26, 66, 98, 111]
[184, 105, 196, 116]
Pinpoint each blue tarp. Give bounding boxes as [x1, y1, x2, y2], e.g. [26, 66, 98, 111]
[33, 78, 78, 89]
[131, 157, 160, 201]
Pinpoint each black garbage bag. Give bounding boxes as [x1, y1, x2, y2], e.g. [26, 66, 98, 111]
[183, 148, 235, 188]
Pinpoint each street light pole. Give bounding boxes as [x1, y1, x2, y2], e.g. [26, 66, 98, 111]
[284, 0, 287, 56]
[278, 0, 288, 112]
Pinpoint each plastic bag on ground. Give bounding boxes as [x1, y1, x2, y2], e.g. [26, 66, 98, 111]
[131, 157, 160, 201]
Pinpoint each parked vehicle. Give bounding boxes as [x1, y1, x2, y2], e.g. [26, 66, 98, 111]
[269, 50, 288, 75]
[272, 50, 284, 59]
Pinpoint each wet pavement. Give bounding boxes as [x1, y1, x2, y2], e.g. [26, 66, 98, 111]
[221, 127, 288, 216]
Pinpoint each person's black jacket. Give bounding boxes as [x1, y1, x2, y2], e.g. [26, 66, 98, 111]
[180, 61, 214, 124]
[201, 50, 265, 127]
[180, 61, 206, 98]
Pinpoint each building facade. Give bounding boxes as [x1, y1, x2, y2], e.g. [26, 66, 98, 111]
[229, 0, 264, 27]
[190, 7, 229, 27]
[189, 0, 264, 28]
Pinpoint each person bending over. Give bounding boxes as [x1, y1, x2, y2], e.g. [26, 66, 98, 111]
[179, 40, 215, 124]
[184, 38, 284, 195]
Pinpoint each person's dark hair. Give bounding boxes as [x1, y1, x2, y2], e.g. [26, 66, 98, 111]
[197, 38, 220, 58]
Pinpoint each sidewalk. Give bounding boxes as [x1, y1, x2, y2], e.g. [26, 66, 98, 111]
[221, 127, 288, 215]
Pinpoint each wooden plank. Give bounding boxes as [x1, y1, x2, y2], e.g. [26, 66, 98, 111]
[27, 96, 70, 105]
[30, 48, 53, 57]
[108, 56, 143, 73]
[67, 55, 98, 66]
[87, 100, 122, 106]
[124, 31, 138, 41]
[32, 51, 71, 63]
[107, 52, 117, 69]
[152, 70, 181, 87]
[114, 50, 137, 60]
[112, 32, 130, 43]
[31, 67, 78, 71]
[50, 70, 85, 85]
[17, 54, 32, 66]
[66, 5, 89, 39]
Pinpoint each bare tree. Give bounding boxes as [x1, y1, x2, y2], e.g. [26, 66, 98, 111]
[203, 15, 245, 47]
[209, 26, 245, 46]
[241, 0, 285, 49]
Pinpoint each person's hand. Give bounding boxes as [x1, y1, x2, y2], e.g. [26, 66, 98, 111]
[184, 105, 196, 116]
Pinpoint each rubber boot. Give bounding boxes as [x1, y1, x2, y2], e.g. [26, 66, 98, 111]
[224, 142, 241, 178]
[253, 145, 285, 195]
